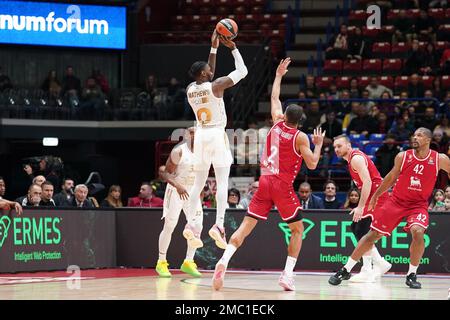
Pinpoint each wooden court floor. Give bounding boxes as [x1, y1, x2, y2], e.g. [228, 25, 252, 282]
[0, 269, 448, 300]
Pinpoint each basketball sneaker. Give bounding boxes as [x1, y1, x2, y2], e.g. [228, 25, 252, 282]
[212, 262, 226, 291]
[180, 260, 202, 278]
[208, 224, 227, 249]
[373, 259, 392, 279]
[156, 260, 171, 278]
[349, 266, 376, 283]
[405, 273, 421, 289]
[328, 267, 351, 285]
[278, 271, 295, 291]
[183, 224, 203, 249]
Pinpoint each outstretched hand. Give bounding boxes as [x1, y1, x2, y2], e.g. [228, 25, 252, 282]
[312, 127, 326, 146]
[276, 58, 291, 77]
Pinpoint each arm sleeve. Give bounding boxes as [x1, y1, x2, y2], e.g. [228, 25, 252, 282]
[227, 49, 248, 85]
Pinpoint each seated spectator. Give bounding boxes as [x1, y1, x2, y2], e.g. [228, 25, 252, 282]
[342, 188, 360, 209]
[347, 27, 369, 60]
[32, 175, 46, 186]
[68, 184, 94, 208]
[128, 182, 164, 207]
[375, 134, 401, 177]
[325, 24, 349, 60]
[15, 184, 42, 207]
[429, 0, 448, 8]
[91, 68, 110, 94]
[412, 10, 436, 43]
[53, 178, 74, 206]
[349, 78, 361, 98]
[360, 89, 376, 113]
[304, 75, 318, 98]
[404, 40, 423, 75]
[39, 181, 56, 206]
[392, 9, 415, 44]
[342, 102, 360, 132]
[41, 70, 61, 100]
[408, 74, 425, 98]
[323, 180, 342, 209]
[0, 177, 6, 199]
[375, 112, 391, 134]
[239, 181, 259, 209]
[335, 90, 352, 119]
[429, 189, 445, 211]
[389, 117, 414, 141]
[445, 185, 450, 200]
[440, 48, 450, 75]
[321, 109, 343, 141]
[444, 197, 450, 212]
[415, 106, 438, 132]
[101, 185, 123, 208]
[432, 77, 444, 100]
[420, 43, 440, 76]
[347, 104, 378, 137]
[431, 128, 449, 153]
[79, 77, 106, 120]
[296, 182, 324, 209]
[302, 100, 323, 134]
[365, 77, 393, 99]
[145, 74, 159, 101]
[0, 66, 13, 92]
[200, 183, 214, 208]
[62, 66, 81, 106]
[227, 188, 242, 209]
[434, 115, 450, 137]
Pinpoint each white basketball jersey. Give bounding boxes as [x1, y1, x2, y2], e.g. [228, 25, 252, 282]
[172, 143, 196, 189]
[187, 81, 227, 129]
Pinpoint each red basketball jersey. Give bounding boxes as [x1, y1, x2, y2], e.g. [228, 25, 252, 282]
[348, 149, 383, 194]
[260, 121, 303, 184]
[392, 149, 439, 205]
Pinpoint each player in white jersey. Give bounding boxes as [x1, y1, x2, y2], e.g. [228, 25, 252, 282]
[156, 127, 204, 278]
[184, 31, 248, 249]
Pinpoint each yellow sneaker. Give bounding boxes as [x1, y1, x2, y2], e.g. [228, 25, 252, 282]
[156, 260, 172, 278]
[180, 260, 202, 277]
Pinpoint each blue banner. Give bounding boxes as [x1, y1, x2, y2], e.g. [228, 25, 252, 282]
[0, 1, 126, 49]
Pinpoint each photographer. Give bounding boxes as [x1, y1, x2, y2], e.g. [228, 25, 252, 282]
[23, 156, 63, 193]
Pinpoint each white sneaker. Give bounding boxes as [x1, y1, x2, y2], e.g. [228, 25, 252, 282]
[212, 262, 226, 291]
[183, 224, 203, 249]
[349, 268, 376, 283]
[278, 271, 295, 291]
[373, 259, 392, 279]
[208, 224, 227, 249]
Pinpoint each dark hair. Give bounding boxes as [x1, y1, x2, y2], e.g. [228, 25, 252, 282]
[323, 180, 338, 191]
[228, 188, 241, 201]
[333, 134, 351, 143]
[285, 104, 304, 125]
[189, 61, 208, 79]
[41, 181, 53, 188]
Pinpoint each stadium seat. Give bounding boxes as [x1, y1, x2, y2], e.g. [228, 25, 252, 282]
[391, 42, 410, 58]
[365, 144, 380, 155]
[383, 59, 402, 75]
[323, 60, 343, 75]
[387, 9, 400, 22]
[348, 10, 368, 25]
[435, 41, 449, 52]
[407, 9, 421, 19]
[379, 76, 394, 89]
[316, 76, 334, 91]
[429, 8, 445, 21]
[349, 134, 364, 144]
[343, 59, 362, 76]
[335, 76, 350, 89]
[357, 76, 371, 89]
[395, 76, 410, 92]
[372, 42, 391, 58]
[441, 75, 450, 89]
[369, 133, 385, 142]
[362, 59, 382, 75]
[362, 26, 380, 38]
[421, 76, 434, 89]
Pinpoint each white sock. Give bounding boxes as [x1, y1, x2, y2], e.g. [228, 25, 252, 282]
[219, 244, 237, 267]
[362, 256, 373, 271]
[284, 256, 297, 277]
[344, 258, 358, 272]
[185, 245, 196, 261]
[370, 247, 384, 264]
[407, 264, 418, 275]
[214, 166, 230, 229]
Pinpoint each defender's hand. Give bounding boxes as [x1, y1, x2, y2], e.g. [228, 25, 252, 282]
[312, 127, 326, 146]
[350, 206, 363, 223]
[276, 58, 291, 77]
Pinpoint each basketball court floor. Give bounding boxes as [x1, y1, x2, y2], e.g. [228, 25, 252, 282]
[0, 268, 448, 300]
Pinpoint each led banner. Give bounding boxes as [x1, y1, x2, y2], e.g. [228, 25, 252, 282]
[0, 1, 126, 49]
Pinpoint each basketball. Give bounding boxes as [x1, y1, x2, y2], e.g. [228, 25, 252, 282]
[215, 18, 238, 39]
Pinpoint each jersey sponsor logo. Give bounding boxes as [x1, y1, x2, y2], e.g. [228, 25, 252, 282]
[409, 176, 422, 190]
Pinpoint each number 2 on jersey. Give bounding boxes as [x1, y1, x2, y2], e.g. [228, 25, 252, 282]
[267, 146, 279, 174]
[413, 164, 424, 175]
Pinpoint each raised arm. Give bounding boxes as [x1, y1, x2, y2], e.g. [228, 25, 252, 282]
[158, 148, 189, 200]
[296, 127, 325, 169]
[208, 30, 219, 79]
[271, 58, 291, 123]
[349, 155, 372, 222]
[211, 36, 248, 98]
[439, 153, 450, 179]
[368, 152, 404, 211]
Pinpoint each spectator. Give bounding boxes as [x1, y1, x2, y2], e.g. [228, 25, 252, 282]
[432, 77, 444, 100]
[365, 76, 393, 99]
[302, 100, 322, 134]
[360, 89, 376, 112]
[325, 24, 349, 60]
[392, 9, 414, 44]
[41, 70, 61, 100]
[349, 78, 361, 98]
[431, 128, 449, 153]
[32, 175, 46, 186]
[200, 183, 215, 208]
[404, 40, 423, 75]
[0, 177, 5, 199]
[420, 43, 440, 75]
[408, 74, 425, 98]
[23, 156, 62, 193]
[91, 68, 110, 94]
[128, 182, 164, 207]
[444, 197, 450, 212]
[68, 184, 94, 208]
[415, 106, 438, 132]
[227, 188, 242, 209]
[39, 181, 56, 206]
[15, 184, 42, 207]
[413, 10, 436, 43]
[347, 27, 369, 60]
[53, 178, 74, 206]
[304, 75, 318, 98]
[321, 109, 343, 141]
[378, 91, 395, 116]
[335, 90, 352, 119]
[62, 66, 81, 102]
[327, 83, 339, 101]
[429, 189, 445, 211]
[440, 48, 450, 75]
[79, 77, 106, 120]
[342, 102, 360, 132]
[388, 117, 414, 141]
[323, 180, 342, 209]
[0, 66, 13, 92]
[342, 188, 360, 209]
[445, 185, 450, 199]
[375, 112, 391, 134]
[296, 182, 324, 209]
[429, 0, 448, 8]
[347, 104, 377, 137]
[100, 185, 123, 208]
[434, 115, 450, 137]
[239, 181, 259, 209]
[145, 74, 159, 100]
[297, 91, 308, 108]
[375, 133, 402, 177]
